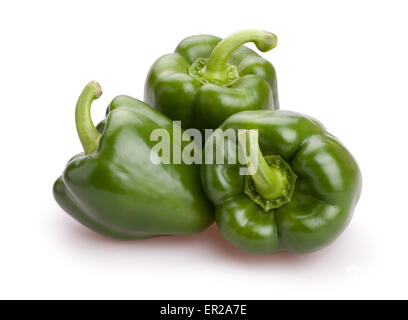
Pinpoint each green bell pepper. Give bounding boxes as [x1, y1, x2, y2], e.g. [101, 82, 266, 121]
[201, 110, 362, 253]
[53, 81, 214, 239]
[144, 30, 279, 134]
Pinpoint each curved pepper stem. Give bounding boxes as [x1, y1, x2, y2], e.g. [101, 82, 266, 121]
[75, 81, 102, 155]
[238, 130, 286, 200]
[203, 30, 277, 83]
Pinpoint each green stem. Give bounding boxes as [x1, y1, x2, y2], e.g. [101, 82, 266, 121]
[203, 30, 277, 82]
[238, 130, 286, 200]
[75, 81, 102, 155]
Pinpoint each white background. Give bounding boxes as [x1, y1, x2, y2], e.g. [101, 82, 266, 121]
[0, 0, 407, 299]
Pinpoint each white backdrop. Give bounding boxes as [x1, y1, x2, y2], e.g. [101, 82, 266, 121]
[0, 0, 407, 299]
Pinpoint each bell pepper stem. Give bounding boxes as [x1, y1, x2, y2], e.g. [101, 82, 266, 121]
[75, 81, 102, 155]
[203, 30, 277, 83]
[238, 130, 286, 200]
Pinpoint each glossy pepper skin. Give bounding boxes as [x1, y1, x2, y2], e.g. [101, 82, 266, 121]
[144, 30, 279, 134]
[201, 110, 362, 254]
[53, 82, 214, 239]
